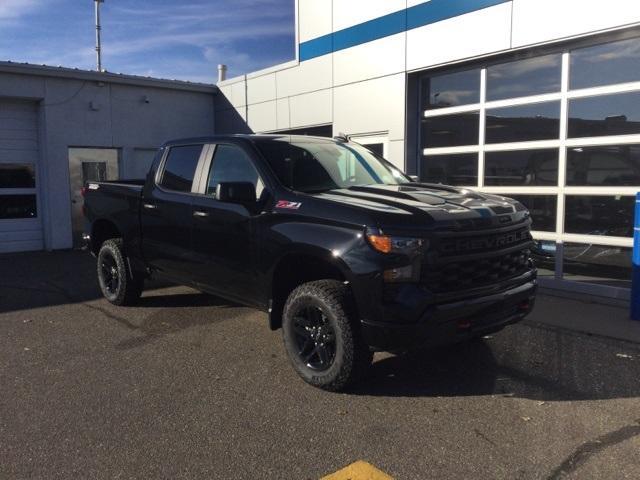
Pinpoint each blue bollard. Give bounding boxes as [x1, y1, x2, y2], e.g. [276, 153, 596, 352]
[632, 192, 640, 321]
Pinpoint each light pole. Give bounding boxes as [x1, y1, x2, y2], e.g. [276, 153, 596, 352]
[94, 0, 104, 72]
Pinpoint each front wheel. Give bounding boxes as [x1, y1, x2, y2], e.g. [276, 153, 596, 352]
[97, 239, 143, 306]
[282, 280, 373, 391]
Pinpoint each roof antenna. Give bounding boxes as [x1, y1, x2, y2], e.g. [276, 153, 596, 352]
[94, 0, 105, 72]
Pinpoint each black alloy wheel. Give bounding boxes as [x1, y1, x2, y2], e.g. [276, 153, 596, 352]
[282, 280, 373, 391]
[100, 252, 120, 296]
[96, 238, 143, 306]
[291, 305, 337, 371]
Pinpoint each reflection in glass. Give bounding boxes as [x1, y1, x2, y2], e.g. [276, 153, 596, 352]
[421, 153, 478, 186]
[530, 240, 556, 277]
[502, 195, 557, 232]
[567, 145, 640, 186]
[487, 54, 562, 100]
[422, 69, 481, 109]
[571, 37, 640, 89]
[563, 243, 631, 289]
[159, 145, 203, 192]
[422, 112, 479, 148]
[484, 149, 558, 186]
[0, 164, 35, 189]
[568, 91, 640, 138]
[564, 195, 633, 237]
[0, 194, 37, 219]
[485, 102, 560, 144]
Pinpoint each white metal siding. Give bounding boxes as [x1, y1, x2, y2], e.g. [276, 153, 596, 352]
[0, 99, 42, 253]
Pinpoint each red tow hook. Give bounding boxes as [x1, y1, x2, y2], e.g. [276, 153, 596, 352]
[457, 319, 472, 330]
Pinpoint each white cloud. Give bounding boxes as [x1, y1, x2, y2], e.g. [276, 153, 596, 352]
[0, 0, 40, 20]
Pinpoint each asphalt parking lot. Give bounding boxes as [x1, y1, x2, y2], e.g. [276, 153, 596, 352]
[1, 251, 640, 479]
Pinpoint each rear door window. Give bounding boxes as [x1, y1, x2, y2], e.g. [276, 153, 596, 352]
[159, 145, 203, 192]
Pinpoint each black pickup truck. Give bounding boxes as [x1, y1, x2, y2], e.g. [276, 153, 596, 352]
[83, 134, 537, 391]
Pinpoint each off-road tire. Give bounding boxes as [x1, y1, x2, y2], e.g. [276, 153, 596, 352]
[282, 280, 373, 391]
[97, 238, 143, 306]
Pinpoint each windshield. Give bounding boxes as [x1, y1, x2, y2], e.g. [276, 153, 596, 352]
[255, 140, 411, 193]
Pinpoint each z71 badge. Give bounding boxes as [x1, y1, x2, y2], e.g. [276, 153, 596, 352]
[275, 200, 302, 210]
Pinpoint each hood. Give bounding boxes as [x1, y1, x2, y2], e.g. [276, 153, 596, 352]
[311, 183, 530, 232]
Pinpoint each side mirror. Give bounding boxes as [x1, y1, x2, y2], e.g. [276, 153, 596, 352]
[409, 175, 419, 182]
[216, 182, 257, 204]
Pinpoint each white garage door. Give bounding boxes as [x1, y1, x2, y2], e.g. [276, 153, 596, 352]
[0, 99, 42, 253]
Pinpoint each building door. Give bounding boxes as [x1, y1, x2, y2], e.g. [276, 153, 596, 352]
[0, 99, 42, 253]
[68, 148, 119, 247]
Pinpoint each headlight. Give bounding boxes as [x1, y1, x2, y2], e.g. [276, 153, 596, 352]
[366, 229, 425, 254]
[366, 228, 426, 283]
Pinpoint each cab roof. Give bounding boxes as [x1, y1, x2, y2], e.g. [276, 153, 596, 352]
[162, 134, 340, 148]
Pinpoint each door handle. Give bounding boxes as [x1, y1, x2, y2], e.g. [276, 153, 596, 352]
[143, 203, 157, 210]
[193, 210, 209, 218]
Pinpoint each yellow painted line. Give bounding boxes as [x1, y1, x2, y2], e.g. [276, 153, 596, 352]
[321, 460, 394, 480]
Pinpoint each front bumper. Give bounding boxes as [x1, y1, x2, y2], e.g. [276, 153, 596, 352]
[360, 277, 537, 352]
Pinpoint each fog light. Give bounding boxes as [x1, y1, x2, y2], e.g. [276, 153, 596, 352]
[383, 265, 415, 282]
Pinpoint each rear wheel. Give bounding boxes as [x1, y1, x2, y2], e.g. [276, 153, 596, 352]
[97, 239, 143, 306]
[282, 280, 372, 391]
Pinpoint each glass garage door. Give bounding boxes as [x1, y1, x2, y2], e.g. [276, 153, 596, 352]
[418, 34, 640, 296]
[0, 99, 41, 253]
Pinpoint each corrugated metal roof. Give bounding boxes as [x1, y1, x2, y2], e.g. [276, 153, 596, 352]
[0, 60, 217, 93]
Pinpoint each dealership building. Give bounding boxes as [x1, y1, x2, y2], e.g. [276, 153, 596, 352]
[214, 0, 640, 302]
[3, 0, 640, 303]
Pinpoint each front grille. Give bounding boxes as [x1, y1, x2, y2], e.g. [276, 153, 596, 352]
[437, 226, 531, 257]
[422, 248, 531, 293]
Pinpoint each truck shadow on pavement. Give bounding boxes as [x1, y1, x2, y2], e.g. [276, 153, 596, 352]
[352, 324, 640, 402]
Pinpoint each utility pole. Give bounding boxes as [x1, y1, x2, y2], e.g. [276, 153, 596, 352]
[94, 0, 104, 72]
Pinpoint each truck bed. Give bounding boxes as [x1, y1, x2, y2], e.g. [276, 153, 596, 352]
[84, 180, 144, 253]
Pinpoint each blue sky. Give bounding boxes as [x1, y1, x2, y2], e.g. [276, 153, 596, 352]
[0, 0, 296, 83]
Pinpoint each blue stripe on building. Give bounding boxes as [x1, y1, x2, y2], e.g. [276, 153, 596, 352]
[299, 0, 511, 62]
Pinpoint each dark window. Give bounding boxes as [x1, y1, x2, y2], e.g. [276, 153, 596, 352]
[420, 153, 478, 186]
[505, 195, 557, 232]
[273, 125, 333, 137]
[0, 194, 37, 219]
[206, 144, 262, 196]
[0, 164, 35, 188]
[484, 149, 558, 186]
[159, 145, 202, 192]
[563, 243, 631, 289]
[422, 112, 479, 148]
[571, 37, 640, 90]
[568, 91, 640, 138]
[485, 102, 560, 144]
[564, 195, 634, 237]
[422, 69, 481, 109]
[567, 145, 640, 186]
[364, 143, 384, 157]
[486, 54, 562, 101]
